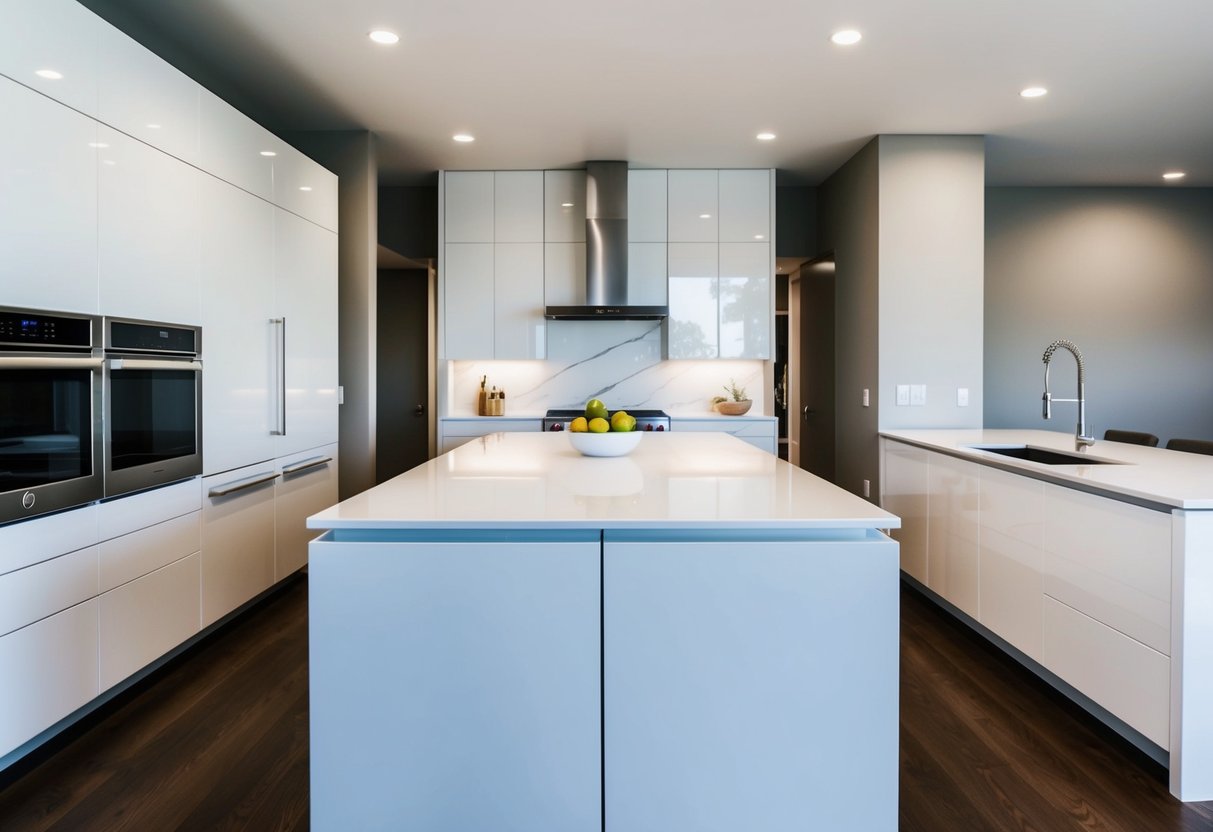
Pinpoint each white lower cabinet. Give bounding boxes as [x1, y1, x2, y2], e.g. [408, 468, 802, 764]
[0, 599, 100, 757]
[927, 453, 980, 618]
[439, 419, 542, 454]
[275, 445, 339, 580]
[670, 417, 778, 454]
[99, 552, 200, 692]
[880, 439, 930, 583]
[201, 463, 278, 627]
[0, 545, 99, 637]
[977, 466, 1045, 660]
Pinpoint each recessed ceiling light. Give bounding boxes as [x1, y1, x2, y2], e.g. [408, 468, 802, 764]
[1162, 171, 1186, 180]
[756, 132, 776, 141]
[299, 186, 313, 191]
[35, 69, 63, 80]
[452, 133, 475, 143]
[1020, 86, 1048, 99]
[88, 142, 109, 149]
[146, 123, 162, 129]
[561, 202, 574, 208]
[754, 234, 766, 240]
[699, 213, 712, 219]
[830, 29, 862, 46]
[368, 29, 399, 45]
[260, 150, 277, 157]
[102, 160, 116, 166]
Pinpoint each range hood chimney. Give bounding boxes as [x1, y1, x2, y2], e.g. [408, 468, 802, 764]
[544, 161, 669, 321]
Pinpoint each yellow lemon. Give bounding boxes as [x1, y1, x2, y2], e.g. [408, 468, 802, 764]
[611, 413, 637, 432]
[588, 417, 610, 433]
[570, 416, 588, 432]
[585, 399, 609, 421]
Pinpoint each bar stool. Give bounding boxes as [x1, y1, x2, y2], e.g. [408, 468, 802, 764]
[1103, 429, 1159, 447]
[1165, 438, 1213, 456]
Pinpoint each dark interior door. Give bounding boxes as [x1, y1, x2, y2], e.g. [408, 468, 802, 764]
[376, 268, 429, 481]
[799, 267, 836, 481]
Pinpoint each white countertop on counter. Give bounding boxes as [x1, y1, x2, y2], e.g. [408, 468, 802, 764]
[882, 429, 1213, 510]
[310, 432, 895, 531]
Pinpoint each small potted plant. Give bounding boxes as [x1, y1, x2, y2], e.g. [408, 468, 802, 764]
[711, 379, 752, 416]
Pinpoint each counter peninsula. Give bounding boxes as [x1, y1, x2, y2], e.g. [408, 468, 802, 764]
[307, 432, 900, 831]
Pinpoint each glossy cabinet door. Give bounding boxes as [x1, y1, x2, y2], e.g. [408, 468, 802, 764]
[272, 150, 338, 232]
[199, 174, 275, 474]
[543, 170, 586, 243]
[667, 170, 718, 242]
[274, 444, 338, 579]
[977, 466, 1045, 660]
[543, 242, 586, 305]
[443, 243, 495, 359]
[96, 23, 199, 165]
[276, 209, 340, 456]
[200, 461, 277, 627]
[0, 0, 100, 116]
[667, 243, 718, 359]
[494, 171, 543, 242]
[628, 170, 667, 242]
[0, 546, 99, 637]
[880, 440, 930, 583]
[0, 598, 99, 758]
[99, 552, 200, 692]
[0, 77, 99, 314]
[718, 242, 770, 359]
[494, 243, 545, 359]
[445, 171, 494, 243]
[97, 126, 201, 324]
[628, 243, 668, 307]
[718, 169, 771, 243]
[198, 88, 276, 201]
[926, 453, 981, 618]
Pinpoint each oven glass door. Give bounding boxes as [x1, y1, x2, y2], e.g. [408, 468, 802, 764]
[0, 367, 95, 490]
[107, 367, 199, 472]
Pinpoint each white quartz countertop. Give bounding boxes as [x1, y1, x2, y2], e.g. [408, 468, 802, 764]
[882, 429, 1213, 510]
[310, 432, 896, 530]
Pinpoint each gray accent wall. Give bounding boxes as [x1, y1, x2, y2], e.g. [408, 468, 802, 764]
[985, 188, 1213, 444]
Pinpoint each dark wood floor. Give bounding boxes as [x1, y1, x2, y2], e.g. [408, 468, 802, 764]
[1, 576, 1211, 831]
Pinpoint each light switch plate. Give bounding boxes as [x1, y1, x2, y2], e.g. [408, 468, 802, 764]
[862, 388, 870, 407]
[337, 385, 345, 405]
[957, 387, 969, 407]
[910, 384, 926, 406]
[896, 385, 910, 406]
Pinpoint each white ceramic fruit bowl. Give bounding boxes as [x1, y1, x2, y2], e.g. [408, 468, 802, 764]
[568, 430, 643, 458]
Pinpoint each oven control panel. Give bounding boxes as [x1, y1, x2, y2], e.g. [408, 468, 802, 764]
[0, 309, 93, 350]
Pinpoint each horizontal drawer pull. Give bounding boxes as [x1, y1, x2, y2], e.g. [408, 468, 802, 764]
[208, 471, 278, 498]
[282, 456, 333, 477]
[108, 358, 201, 372]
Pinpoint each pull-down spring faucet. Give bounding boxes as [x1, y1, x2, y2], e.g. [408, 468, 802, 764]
[1042, 339, 1094, 451]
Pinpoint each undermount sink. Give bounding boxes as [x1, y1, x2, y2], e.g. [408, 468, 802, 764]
[965, 445, 1122, 465]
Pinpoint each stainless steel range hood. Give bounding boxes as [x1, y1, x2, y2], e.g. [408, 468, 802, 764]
[544, 161, 669, 321]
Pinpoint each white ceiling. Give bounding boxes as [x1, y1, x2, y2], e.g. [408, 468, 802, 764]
[83, 0, 1213, 186]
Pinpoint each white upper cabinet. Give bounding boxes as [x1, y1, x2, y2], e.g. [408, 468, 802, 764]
[667, 170, 718, 243]
[199, 175, 275, 475]
[718, 170, 771, 243]
[494, 244, 546, 359]
[718, 242, 770, 359]
[494, 171, 543, 242]
[667, 243, 719, 359]
[276, 209, 340, 456]
[273, 149, 338, 232]
[97, 126, 200, 324]
[544, 170, 586, 243]
[96, 23, 199, 165]
[0, 77, 99, 314]
[445, 171, 494, 243]
[628, 243, 668, 307]
[198, 88, 275, 201]
[543, 242, 586, 306]
[0, 0, 100, 117]
[628, 170, 667, 242]
[443, 243, 495, 359]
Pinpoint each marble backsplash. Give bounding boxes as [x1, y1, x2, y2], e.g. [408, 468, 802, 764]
[444, 320, 766, 416]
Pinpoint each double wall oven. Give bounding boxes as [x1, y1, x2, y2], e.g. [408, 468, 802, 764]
[0, 306, 202, 525]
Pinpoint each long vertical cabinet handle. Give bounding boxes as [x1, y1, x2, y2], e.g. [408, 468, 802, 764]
[271, 317, 286, 436]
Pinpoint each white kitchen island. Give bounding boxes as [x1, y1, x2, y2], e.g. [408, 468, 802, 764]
[307, 432, 900, 832]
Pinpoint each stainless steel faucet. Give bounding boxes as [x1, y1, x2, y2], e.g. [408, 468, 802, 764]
[1041, 339, 1095, 451]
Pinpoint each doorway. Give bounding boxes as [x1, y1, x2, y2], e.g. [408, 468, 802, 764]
[789, 254, 836, 481]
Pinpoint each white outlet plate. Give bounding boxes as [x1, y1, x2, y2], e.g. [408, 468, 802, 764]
[910, 384, 927, 406]
[957, 387, 969, 407]
[862, 388, 870, 407]
[896, 385, 910, 406]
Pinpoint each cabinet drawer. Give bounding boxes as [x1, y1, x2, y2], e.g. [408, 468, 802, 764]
[100, 511, 200, 593]
[1042, 596, 1169, 748]
[1042, 485, 1172, 654]
[275, 445, 339, 580]
[98, 478, 202, 542]
[0, 599, 100, 757]
[0, 504, 99, 576]
[0, 546, 99, 637]
[977, 466, 1045, 660]
[201, 463, 276, 627]
[100, 552, 200, 691]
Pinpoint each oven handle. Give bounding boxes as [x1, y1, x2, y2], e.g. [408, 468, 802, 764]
[0, 355, 104, 370]
[208, 471, 279, 498]
[107, 358, 202, 371]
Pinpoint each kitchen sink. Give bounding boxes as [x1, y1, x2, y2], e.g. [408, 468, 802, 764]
[965, 445, 1122, 465]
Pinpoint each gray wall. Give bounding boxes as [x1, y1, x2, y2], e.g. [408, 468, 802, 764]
[287, 131, 379, 498]
[818, 139, 880, 499]
[776, 186, 817, 257]
[985, 188, 1213, 444]
[379, 185, 438, 259]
